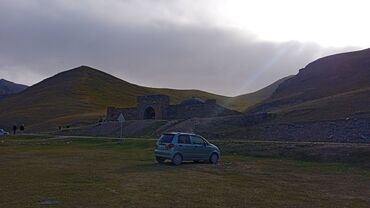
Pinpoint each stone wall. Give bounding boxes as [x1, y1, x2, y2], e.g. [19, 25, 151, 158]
[106, 107, 137, 121]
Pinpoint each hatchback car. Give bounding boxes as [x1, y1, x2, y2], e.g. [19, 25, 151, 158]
[154, 132, 220, 165]
[0, 129, 9, 136]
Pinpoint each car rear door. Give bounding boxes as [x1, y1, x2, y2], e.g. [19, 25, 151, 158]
[176, 135, 193, 160]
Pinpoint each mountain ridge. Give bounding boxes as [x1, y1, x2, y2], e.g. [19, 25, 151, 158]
[0, 79, 28, 98]
[3, 46, 368, 133]
[248, 48, 370, 121]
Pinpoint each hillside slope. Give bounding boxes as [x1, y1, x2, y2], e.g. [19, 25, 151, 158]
[0, 79, 27, 99]
[229, 75, 294, 111]
[249, 48, 370, 121]
[0, 66, 250, 130]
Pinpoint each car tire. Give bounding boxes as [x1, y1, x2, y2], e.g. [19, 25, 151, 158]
[209, 153, 219, 164]
[156, 156, 165, 163]
[172, 154, 183, 166]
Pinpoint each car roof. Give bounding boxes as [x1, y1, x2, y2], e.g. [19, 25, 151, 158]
[164, 132, 198, 136]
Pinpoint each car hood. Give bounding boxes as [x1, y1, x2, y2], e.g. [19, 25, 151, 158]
[209, 143, 220, 152]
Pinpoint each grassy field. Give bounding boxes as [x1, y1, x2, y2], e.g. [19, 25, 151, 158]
[0, 136, 369, 208]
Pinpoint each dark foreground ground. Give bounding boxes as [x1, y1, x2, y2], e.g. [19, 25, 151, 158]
[0, 136, 369, 207]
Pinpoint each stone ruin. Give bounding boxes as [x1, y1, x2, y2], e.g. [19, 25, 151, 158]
[106, 94, 239, 121]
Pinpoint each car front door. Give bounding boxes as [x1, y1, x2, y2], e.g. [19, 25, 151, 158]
[190, 135, 208, 160]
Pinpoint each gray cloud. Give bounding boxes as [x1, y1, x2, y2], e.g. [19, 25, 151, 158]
[0, 0, 359, 96]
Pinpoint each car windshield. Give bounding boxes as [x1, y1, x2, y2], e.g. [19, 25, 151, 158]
[159, 134, 174, 144]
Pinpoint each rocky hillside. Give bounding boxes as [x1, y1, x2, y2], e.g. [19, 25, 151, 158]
[249, 48, 370, 121]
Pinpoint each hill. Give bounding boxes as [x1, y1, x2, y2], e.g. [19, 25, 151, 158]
[0, 79, 27, 99]
[249, 48, 370, 121]
[0, 66, 256, 131]
[229, 75, 294, 111]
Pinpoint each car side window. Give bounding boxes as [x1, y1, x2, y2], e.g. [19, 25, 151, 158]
[191, 136, 205, 145]
[178, 135, 191, 144]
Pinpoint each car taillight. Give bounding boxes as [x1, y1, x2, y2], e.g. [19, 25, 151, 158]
[166, 143, 175, 149]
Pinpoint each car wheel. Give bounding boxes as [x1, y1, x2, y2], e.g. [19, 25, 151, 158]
[209, 153, 219, 164]
[156, 156, 165, 163]
[172, 154, 183, 166]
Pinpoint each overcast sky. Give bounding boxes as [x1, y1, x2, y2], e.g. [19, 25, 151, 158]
[0, 0, 368, 96]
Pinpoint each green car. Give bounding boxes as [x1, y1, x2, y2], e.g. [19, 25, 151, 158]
[154, 132, 220, 165]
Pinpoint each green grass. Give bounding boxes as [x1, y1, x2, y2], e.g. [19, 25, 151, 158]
[0, 136, 369, 207]
[213, 140, 370, 167]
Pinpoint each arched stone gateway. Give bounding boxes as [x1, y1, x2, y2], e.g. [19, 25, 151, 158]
[137, 95, 170, 120]
[144, 106, 156, 119]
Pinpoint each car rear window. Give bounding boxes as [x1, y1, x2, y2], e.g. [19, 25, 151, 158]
[159, 134, 174, 144]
